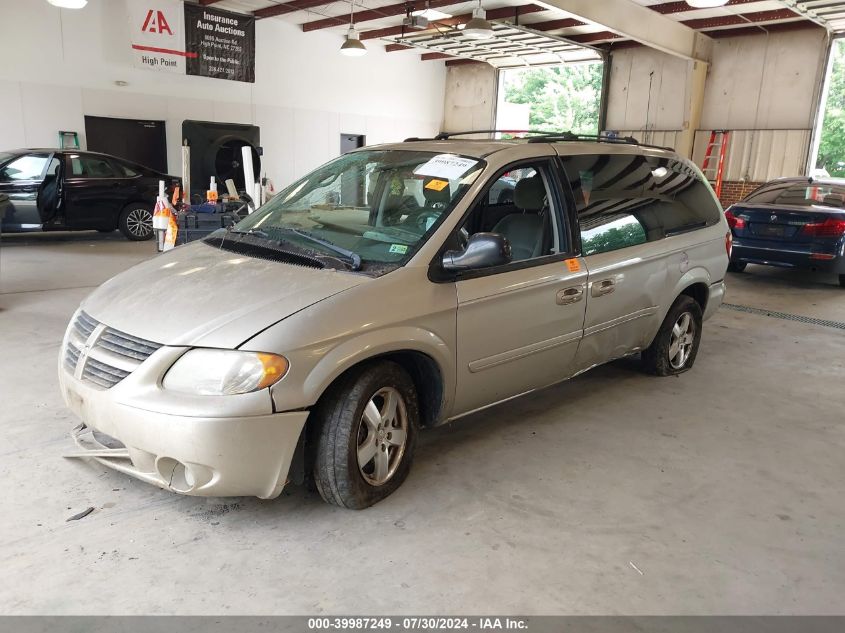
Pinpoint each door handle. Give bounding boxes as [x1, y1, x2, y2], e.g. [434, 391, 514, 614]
[556, 286, 584, 305]
[591, 278, 616, 297]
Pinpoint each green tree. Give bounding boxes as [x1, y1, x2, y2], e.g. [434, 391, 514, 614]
[817, 40, 845, 177]
[501, 62, 603, 135]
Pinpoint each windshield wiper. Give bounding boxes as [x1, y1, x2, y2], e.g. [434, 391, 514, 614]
[277, 228, 362, 270]
[227, 227, 270, 239]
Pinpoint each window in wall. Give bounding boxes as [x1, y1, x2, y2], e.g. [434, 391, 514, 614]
[561, 153, 721, 256]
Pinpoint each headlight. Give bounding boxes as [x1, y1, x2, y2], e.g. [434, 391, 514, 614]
[163, 349, 289, 396]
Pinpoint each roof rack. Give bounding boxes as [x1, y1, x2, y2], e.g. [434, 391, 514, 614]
[404, 130, 675, 152]
[403, 130, 563, 142]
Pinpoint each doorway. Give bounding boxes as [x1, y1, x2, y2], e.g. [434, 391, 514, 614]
[341, 134, 366, 154]
[495, 62, 604, 135]
[811, 37, 845, 178]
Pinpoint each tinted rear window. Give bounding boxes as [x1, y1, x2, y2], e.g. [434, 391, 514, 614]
[744, 182, 845, 209]
[561, 153, 721, 256]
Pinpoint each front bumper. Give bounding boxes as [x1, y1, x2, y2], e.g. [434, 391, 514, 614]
[59, 368, 309, 499]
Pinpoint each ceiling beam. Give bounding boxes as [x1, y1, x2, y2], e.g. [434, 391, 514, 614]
[535, 0, 712, 61]
[681, 8, 798, 30]
[302, 0, 481, 32]
[198, 0, 225, 5]
[360, 5, 547, 41]
[254, 0, 338, 19]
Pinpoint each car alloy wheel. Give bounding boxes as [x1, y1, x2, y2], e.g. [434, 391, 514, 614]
[356, 387, 408, 486]
[126, 208, 153, 238]
[668, 311, 696, 370]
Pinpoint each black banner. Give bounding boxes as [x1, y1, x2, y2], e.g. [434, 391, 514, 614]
[184, 4, 255, 83]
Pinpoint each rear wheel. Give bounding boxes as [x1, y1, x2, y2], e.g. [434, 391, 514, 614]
[728, 261, 747, 273]
[642, 295, 703, 376]
[118, 203, 154, 241]
[311, 361, 419, 509]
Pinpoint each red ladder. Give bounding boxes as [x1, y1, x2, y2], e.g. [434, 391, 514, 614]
[701, 130, 730, 198]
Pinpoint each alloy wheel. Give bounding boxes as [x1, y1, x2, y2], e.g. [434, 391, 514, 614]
[356, 387, 408, 486]
[126, 208, 153, 238]
[668, 311, 695, 369]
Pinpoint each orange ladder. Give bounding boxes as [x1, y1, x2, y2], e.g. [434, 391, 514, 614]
[701, 130, 730, 198]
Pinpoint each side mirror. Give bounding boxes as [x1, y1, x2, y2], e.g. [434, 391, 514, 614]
[442, 232, 512, 272]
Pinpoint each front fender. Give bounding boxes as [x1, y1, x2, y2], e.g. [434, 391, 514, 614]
[268, 326, 455, 420]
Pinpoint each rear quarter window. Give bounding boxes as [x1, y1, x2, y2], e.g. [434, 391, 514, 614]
[560, 153, 721, 256]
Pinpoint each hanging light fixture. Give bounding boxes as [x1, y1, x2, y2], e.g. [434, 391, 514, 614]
[47, 0, 88, 7]
[340, 1, 367, 56]
[463, 0, 494, 40]
[685, 0, 729, 8]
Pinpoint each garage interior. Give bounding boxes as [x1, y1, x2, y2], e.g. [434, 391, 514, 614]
[1, 0, 844, 619]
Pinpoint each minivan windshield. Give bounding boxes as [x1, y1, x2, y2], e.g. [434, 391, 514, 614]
[230, 149, 485, 272]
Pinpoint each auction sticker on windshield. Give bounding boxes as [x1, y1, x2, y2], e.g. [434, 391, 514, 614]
[415, 154, 478, 180]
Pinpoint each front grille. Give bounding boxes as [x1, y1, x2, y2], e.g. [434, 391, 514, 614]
[83, 356, 132, 389]
[64, 343, 81, 374]
[97, 328, 162, 361]
[63, 311, 162, 389]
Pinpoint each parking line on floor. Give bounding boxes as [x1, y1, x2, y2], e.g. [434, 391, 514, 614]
[722, 303, 845, 331]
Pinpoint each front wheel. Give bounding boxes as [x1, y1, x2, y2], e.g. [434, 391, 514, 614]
[728, 261, 747, 273]
[642, 295, 703, 376]
[118, 203, 154, 241]
[311, 361, 419, 509]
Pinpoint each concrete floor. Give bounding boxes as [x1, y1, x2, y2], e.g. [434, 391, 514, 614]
[1, 231, 843, 615]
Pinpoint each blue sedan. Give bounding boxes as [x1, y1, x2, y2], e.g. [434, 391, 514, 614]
[726, 177, 845, 288]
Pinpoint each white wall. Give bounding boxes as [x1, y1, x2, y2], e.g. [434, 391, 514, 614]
[442, 64, 497, 133]
[0, 0, 446, 186]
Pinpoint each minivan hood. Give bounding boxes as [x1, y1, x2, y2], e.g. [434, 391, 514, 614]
[81, 241, 367, 348]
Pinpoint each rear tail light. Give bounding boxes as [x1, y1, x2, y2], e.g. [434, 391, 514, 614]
[800, 218, 845, 238]
[725, 210, 746, 230]
[725, 231, 732, 257]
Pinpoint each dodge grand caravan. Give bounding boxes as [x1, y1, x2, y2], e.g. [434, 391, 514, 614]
[60, 133, 730, 509]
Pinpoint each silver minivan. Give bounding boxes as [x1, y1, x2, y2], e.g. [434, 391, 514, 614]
[60, 134, 730, 509]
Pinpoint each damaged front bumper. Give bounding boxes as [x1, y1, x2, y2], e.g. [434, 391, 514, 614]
[59, 344, 309, 499]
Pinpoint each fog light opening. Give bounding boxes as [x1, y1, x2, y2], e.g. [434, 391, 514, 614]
[156, 457, 192, 493]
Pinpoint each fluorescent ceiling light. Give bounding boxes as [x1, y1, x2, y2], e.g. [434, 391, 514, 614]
[412, 8, 452, 20]
[685, 0, 729, 8]
[47, 0, 87, 7]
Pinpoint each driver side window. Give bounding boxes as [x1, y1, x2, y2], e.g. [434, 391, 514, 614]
[460, 161, 564, 262]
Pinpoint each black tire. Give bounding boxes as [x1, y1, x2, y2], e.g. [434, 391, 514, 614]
[642, 295, 703, 376]
[727, 261, 747, 273]
[311, 361, 419, 509]
[839, 274, 845, 288]
[118, 203, 154, 241]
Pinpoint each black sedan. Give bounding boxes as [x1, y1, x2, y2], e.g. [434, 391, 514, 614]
[0, 149, 179, 240]
[726, 177, 845, 287]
